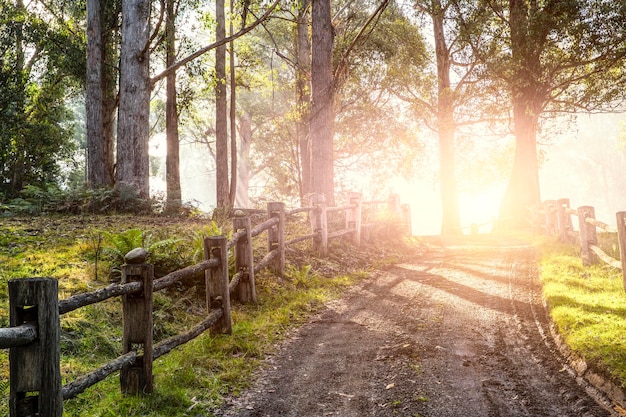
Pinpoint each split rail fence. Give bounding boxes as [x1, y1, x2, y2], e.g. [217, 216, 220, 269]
[0, 193, 411, 417]
[537, 198, 626, 290]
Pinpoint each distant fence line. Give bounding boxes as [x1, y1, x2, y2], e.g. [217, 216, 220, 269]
[536, 198, 626, 289]
[0, 193, 411, 417]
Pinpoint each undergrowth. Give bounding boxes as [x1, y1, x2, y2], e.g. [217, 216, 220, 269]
[538, 236, 626, 388]
[0, 213, 406, 416]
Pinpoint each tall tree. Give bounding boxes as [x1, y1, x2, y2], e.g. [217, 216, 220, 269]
[165, 0, 181, 211]
[100, 0, 120, 189]
[228, 0, 238, 207]
[480, 0, 626, 226]
[296, 0, 312, 203]
[86, 0, 106, 188]
[404, 0, 494, 235]
[431, 0, 461, 235]
[310, 0, 335, 204]
[116, 0, 151, 198]
[215, 0, 229, 208]
[86, 0, 118, 189]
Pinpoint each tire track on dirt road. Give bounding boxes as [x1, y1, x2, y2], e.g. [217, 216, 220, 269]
[215, 242, 616, 417]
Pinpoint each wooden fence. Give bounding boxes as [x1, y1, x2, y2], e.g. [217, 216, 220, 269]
[537, 198, 626, 290]
[0, 193, 410, 417]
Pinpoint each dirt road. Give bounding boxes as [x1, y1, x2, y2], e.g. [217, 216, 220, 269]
[215, 241, 617, 417]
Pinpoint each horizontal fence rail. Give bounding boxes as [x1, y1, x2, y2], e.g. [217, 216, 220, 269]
[0, 192, 411, 417]
[537, 198, 626, 290]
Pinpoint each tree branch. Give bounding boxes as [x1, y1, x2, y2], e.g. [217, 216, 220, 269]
[150, 0, 280, 86]
[333, 0, 390, 84]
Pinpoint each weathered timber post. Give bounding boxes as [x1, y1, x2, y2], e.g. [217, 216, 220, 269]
[204, 236, 232, 334]
[9, 278, 62, 417]
[310, 194, 328, 257]
[556, 198, 573, 243]
[233, 211, 257, 303]
[345, 192, 362, 246]
[577, 206, 598, 266]
[120, 248, 154, 394]
[388, 194, 401, 218]
[268, 202, 286, 277]
[401, 203, 412, 236]
[544, 200, 558, 236]
[616, 212, 626, 291]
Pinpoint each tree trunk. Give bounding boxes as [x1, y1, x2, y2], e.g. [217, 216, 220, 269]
[101, 0, 118, 187]
[86, 0, 106, 188]
[86, 0, 116, 189]
[310, 0, 335, 205]
[12, 0, 26, 195]
[498, 104, 540, 226]
[165, 0, 182, 212]
[432, 0, 461, 236]
[215, 0, 229, 208]
[236, 112, 252, 207]
[296, 0, 311, 204]
[228, 0, 237, 208]
[498, 0, 543, 227]
[116, 0, 151, 198]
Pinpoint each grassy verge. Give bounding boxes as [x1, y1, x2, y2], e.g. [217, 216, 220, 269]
[538, 236, 626, 389]
[0, 214, 403, 416]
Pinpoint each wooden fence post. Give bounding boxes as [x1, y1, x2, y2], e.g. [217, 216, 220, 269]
[544, 200, 557, 235]
[9, 278, 62, 417]
[616, 212, 626, 291]
[204, 236, 232, 334]
[268, 202, 285, 277]
[233, 211, 257, 303]
[310, 194, 328, 257]
[401, 204, 412, 236]
[120, 249, 154, 394]
[577, 206, 598, 266]
[556, 198, 573, 242]
[345, 192, 362, 246]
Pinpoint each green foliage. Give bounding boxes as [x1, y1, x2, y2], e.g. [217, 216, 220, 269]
[284, 263, 314, 288]
[0, 0, 85, 199]
[102, 228, 186, 277]
[0, 213, 399, 416]
[539, 238, 626, 387]
[189, 221, 225, 263]
[0, 184, 179, 216]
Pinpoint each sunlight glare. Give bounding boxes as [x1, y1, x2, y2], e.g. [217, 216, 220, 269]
[458, 187, 503, 234]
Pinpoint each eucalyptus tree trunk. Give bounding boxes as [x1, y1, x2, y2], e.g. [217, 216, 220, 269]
[116, 0, 151, 198]
[86, 0, 115, 189]
[236, 112, 252, 208]
[165, 0, 182, 211]
[87, 0, 118, 189]
[86, 0, 104, 188]
[310, 0, 335, 205]
[228, 0, 237, 208]
[432, 0, 461, 235]
[296, 0, 312, 204]
[215, 0, 230, 208]
[12, 0, 26, 194]
[101, 0, 118, 187]
[498, 0, 542, 227]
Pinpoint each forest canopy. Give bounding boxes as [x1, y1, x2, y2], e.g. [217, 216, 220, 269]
[0, 0, 625, 232]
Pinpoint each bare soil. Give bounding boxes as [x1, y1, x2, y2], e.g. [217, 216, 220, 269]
[215, 238, 619, 417]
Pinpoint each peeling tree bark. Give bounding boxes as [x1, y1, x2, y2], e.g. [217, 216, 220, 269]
[116, 0, 151, 198]
[310, 0, 335, 205]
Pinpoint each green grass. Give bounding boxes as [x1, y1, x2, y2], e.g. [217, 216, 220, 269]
[539, 237, 626, 387]
[0, 214, 385, 416]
